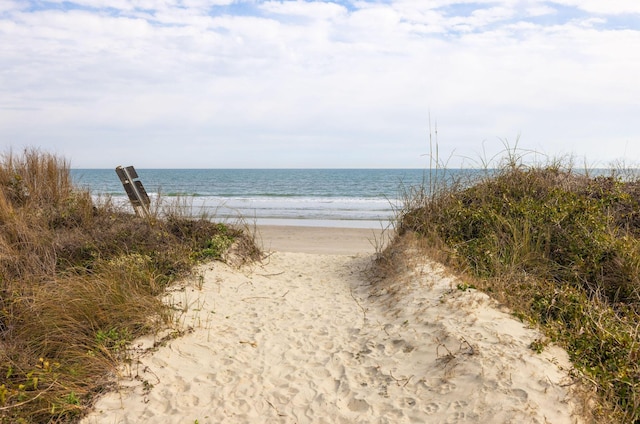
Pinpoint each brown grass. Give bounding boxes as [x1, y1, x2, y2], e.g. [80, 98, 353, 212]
[0, 148, 259, 423]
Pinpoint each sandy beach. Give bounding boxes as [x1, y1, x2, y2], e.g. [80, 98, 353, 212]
[82, 226, 584, 423]
[255, 225, 387, 255]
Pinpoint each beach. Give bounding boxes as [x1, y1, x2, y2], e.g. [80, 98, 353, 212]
[256, 225, 387, 254]
[82, 225, 584, 423]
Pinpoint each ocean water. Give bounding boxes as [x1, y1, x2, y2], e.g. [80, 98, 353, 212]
[70, 169, 433, 228]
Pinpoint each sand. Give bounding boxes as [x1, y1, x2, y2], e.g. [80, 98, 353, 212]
[82, 226, 584, 423]
[255, 225, 387, 255]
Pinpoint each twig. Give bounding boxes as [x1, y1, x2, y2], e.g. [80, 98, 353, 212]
[459, 336, 476, 356]
[258, 271, 285, 277]
[140, 365, 161, 385]
[436, 342, 453, 359]
[261, 251, 275, 262]
[235, 281, 253, 292]
[389, 370, 414, 387]
[242, 296, 275, 302]
[266, 399, 286, 417]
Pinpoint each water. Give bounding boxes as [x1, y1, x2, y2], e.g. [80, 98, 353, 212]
[71, 167, 634, 228]
[70, 169, 432, 228]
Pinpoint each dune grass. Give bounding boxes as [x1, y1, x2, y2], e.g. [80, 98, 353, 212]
[395, 147, 640, 423]
[0, 149, 259, 423]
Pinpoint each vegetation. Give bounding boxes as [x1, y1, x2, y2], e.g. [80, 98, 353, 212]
[0, 149, 259, 423]
[397, 148, 640, 423]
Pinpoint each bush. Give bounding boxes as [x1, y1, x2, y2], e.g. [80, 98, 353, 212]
[399, 158, 640, 422]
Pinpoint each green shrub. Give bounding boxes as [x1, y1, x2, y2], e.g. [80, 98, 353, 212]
[399, 160, 640, 422]
[405, 167, 640, 304]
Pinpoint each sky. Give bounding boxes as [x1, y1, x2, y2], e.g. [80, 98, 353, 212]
[1, 0, 639, 168]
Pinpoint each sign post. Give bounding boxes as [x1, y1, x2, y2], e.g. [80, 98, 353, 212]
[115, 166, 151, 218]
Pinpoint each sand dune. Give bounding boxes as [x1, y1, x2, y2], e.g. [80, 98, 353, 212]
[82, 228, 584, 423]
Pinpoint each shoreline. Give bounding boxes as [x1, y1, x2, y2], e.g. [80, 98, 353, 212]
[246, 217, 393, 229]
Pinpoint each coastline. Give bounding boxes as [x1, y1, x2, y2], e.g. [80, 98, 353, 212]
[74, 168, 419, 227]
[248, 217, 392, 229]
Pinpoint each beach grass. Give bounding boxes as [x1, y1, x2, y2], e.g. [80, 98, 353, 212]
[0, 149, 259, 423]
[393, 146, 640, 422]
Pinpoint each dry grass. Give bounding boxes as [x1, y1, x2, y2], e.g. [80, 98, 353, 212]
[390, 147, 640, 423]
[0, 148, 259, 423]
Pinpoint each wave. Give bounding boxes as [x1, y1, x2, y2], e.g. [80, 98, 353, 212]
[100, 194, 397, 223]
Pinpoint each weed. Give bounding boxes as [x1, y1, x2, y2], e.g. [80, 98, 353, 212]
[95, 328, 130, 353]
[529, 338, 548, 354]
[456, 283, 476, 292]
[198, 234, 235, 260]
[141, 380, 154, 395]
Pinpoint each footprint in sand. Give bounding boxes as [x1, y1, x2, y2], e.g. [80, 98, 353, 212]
[378, 384, 388, 397]
[390, 339, 416, 354]
[217, 370, 235, 384]
[425, 402, 440, 414]
[510, 388, 529, 402]
[232, 398, 253, 414]
[150, 357, 168, 368]
[445, 411, 467, 423]
[453, 399, 469, 409]
[403, 397, 417, 407]
[436, 381, 457, 395]
[173, 376, 190, 391]
[320, 340, 335, 350]
[347, 398, 370, 412]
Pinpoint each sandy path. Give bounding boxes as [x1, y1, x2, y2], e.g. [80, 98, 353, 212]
[82, 231, 583, 423]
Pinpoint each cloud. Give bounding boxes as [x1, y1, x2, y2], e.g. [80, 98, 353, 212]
[0, 0, 639, 167]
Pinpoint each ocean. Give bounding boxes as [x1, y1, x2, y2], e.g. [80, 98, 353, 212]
[70, 168, 433, 228]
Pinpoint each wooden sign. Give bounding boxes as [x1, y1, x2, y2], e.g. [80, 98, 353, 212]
[115, 165, 150, 218]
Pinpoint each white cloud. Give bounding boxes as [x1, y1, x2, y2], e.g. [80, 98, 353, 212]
[525, 5, 556, 17]
[0, 0, 639, 167]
